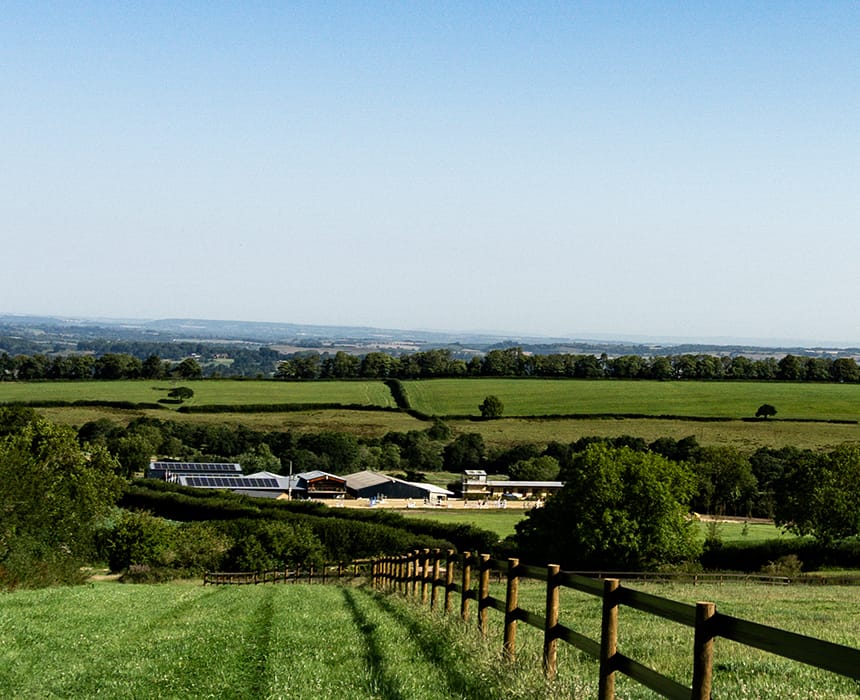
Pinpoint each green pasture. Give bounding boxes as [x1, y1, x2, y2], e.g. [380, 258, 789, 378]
[0, 379, 396, 409]
[0, 583, 576, 699]
[4, 581, 860, 699]
[11, 377, 860, 451]
[403, 378, 860, 421]
[402, 508, 526, 539]
[448, 415, 860, 452]
[400, 509, 790, 544]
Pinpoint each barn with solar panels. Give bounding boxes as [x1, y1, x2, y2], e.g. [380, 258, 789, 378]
[147, 461, 243, 480]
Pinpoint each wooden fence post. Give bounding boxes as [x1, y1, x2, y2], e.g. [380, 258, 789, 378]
[478, 553, 491, 637]
[421, 549, 431, 605]
[461, 552, 472, 622]
[543, 563, 561, 679]
[445, 549, 456, 615]
[412, 549, 421, 597]
[430, 549, 441, 610]
[598, 578, 620, 700]
[691, 601, 716, 700]
[503, 558, 520, 662]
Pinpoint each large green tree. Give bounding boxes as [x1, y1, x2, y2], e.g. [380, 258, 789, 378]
[515, 445, 700, 569]
[774, 445, 860, 543]
[0, 417, 124, 588]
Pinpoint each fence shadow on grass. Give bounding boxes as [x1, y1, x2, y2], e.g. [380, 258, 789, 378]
[341, 588, 407, 700]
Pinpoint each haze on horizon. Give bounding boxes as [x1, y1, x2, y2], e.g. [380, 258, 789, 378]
[2, 4, 858, 345]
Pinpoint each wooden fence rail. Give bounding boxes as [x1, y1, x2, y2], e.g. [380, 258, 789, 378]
[371, 548, 860, 700]
[204, 560, 371, 586]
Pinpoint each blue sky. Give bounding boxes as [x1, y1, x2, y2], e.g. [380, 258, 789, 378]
[3, 2, 858, 344]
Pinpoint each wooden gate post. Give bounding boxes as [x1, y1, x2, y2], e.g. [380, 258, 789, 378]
[430, 549, 441, 610]
[598, 578, 620, 700]
[460, 552, 472, 622]
[543, 563, 561, 679]
[444, 549, 456, 614]
[691, 601, 716, 699]
[503, 558, 520, 662]
[478, 554, 491, 637]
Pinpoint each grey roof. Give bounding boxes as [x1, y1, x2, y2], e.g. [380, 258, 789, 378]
[344, 470, 453, 496]
[344, 470, 395, 490]
[297, 470, 346, 483]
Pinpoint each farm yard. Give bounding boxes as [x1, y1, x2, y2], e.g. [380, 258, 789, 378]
[3, 579, 860, 699]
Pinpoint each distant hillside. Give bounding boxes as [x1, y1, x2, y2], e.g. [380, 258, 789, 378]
[1, 313, 858, 359]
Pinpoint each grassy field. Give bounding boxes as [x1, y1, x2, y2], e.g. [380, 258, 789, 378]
[0, 582, 580, 699]
[0, 379, 396, 409]
[448, 415, 860, 451]
[3, 581, 859, 699]
[403, 378, 860, 421]
[400, 508, 791, 544]
[9, 377, 860, 450]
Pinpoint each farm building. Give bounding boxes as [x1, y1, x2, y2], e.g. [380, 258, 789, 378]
[159, 465, 347, 500]
[344, 470, 453, 505]
[147, 461, 243, 479]
[461, 470, 563, 500]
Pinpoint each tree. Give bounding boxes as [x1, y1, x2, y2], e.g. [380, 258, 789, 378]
[755, 403, 777, 419]
[0, 417, 124, 588]
[442, 432, 485, 471]
[479, 395, 504, 419]
[168, 386, 194, 401]
[173, 357, 202, 379]
[508, 455, 560, 481]
[515, 445, 701, 569]
[774, 445, 860, 543]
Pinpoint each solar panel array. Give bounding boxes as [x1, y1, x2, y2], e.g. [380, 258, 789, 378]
[183, 476, 280, 489]
[152, 462, 241, 473]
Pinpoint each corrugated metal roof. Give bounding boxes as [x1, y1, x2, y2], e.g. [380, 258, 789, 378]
[344, 470, 393, 490]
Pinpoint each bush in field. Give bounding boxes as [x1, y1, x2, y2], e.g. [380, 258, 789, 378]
[479, 395, 504, 418]
[104, 510, 176, 571]
[515, 444, 701, 569]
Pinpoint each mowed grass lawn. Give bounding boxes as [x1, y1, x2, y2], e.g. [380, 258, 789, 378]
[403, 378, 860, 421]
[4, 581, 860, 699]
[0, 379, 396, 409]
[0, 583, 581, 699]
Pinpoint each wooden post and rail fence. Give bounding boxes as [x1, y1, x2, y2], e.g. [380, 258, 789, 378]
[371, 548, 860, 700]
[203, 559, 370, 586]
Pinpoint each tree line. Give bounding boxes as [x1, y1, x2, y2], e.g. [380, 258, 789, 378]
[3, 344, 859, 382]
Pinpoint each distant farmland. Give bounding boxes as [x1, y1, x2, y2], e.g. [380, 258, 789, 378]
[0, 379, 396, 409]
[6, 377, 860, 451]
[401, 378, 860, 421]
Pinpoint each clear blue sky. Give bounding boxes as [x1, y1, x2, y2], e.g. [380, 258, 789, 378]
[3, 2, 858, 345]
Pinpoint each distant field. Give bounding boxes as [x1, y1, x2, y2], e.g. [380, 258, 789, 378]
[448, 415, 860, 451]
[0, 380, 396, 409]
[403, 378, 860, 421]
[402, 508, 525, 539]
[11, 378, 860, 451]
[400, 509, 792, 544]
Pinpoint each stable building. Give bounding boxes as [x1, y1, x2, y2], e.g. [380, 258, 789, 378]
[345, 470, 453, 505]
[461, 470, 563, 501]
